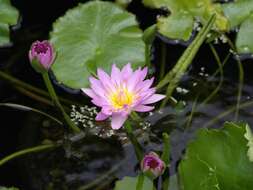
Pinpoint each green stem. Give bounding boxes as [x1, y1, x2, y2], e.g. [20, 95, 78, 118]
[15, 86, 55, 107]
[158, 14, 216, 108]
[0, 144, 57, 167]
[211, 52, 230, 78]
[42, 72, 80, 133]
[186, 96, 199, 128]
[199, 44, 224, 106]
[156, 14, 216, 91]
[161, 133, 170, 165]
[130, 111, 142, 122]
[0, 70, 79, 106]
[234, 57, 244, 121]
[0, 103, 63, 125]
[125, 120, 143, 161]
[159, 42, 167, 80]
[225, 35, 244, 121]
[203, 99, 253, 129]
[145, 44, 152, 68]
[162, 170, 170, 190]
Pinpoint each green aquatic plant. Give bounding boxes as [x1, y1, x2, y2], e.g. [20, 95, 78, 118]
[142, 0, 253, 54]
[157, 14, 216, 106]
[142, 0, 228, 41]
[179, 122, 253, 190]
[114, 175, 154, 190]
[29, 40, 80, 133]
[1, 0, 253, 189]
[50, 1, 146, 89]
[0, 0, 18, 45]
[222, 0, 253, 54]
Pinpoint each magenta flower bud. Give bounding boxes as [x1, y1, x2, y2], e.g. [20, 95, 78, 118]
[29, 40, 55, 72]
[141, 152, 165, 179]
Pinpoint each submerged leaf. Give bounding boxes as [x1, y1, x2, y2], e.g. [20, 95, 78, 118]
[222, 0, 253, 28]
[114, 175, 154, 190]
[0, 187, 19, 190]
[50, 1, 145, 89]
[244, 124, 253, 162]
[222, 0, 253, 54]
[179, 122, 253, 190]
[143, 0, 229, 41]
[0, 0, 18, 45]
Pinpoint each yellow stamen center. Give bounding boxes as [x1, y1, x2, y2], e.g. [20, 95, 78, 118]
[110, 87, 134, 109]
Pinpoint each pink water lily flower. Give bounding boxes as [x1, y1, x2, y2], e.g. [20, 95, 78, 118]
[82, 63, 165, 130]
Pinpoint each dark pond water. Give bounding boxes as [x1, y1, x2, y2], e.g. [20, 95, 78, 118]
[1, 0, 253, 189]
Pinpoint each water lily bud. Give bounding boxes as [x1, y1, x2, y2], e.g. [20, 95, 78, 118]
[29, 40, 55, 73]
[141, 152, 165, 179]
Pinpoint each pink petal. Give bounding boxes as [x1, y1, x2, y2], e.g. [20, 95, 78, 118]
[96, 111, 110, 121]
[133, 105, 154, 112]
[97, 68, 114, 90]
[81, 88, 96, 98]
[89, 77, 108, 98]
[127, 68, 143, 91]
[111, 64, 121, 86]
[142, 94, 165, 105]
[28, 50, 33, 62]
[139, 67, 148, 81]
[92, 98, 106, 107]
[111, 113, 128, 130]
[39, 53, 51, 69]
[134, 77, 154, 93]
[139, 87, 156, 100]
[121, 63, 133, 80]
[102, 106, 113, 115]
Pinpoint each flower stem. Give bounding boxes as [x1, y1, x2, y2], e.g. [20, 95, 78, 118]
[42, 72, 80, 133]
[159, 42, 167, 80]
[0, 144, 57, 167]
[125, 120, 143, 162]
[161, 133, 170, 165]
[0, 70, 79, 106]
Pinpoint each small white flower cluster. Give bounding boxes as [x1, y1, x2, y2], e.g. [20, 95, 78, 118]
[139, 121, 151, 130]
[70, 105, 98, 128]
[70, 105, 151, 141]
[70, 104, 122, 138]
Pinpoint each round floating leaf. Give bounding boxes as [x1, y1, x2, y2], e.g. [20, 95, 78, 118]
[0, 0, 18, 45]
[114, 175, 154, 190]
[222, 0, 253, 29]
[50, 1, 145, 89]
[179, 122, 253, 190]
[157, 13, 194, 41]
[222, 0, 253, 54]
[236, 14, 253, 54]
[142, 0, 229, 41]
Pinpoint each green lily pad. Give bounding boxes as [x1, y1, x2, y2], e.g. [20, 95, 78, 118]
[178, 122, 253, 190]
[222, 0, 253, 28]
[142, 0, 229, 41]
[244, 124, 253, 162]
[222, 0, 253, 54]
[114, 175, 154, 190]
[236, 14, 253, 54]
[0, 0, 18, 45]
[50, 1, 145, 89]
